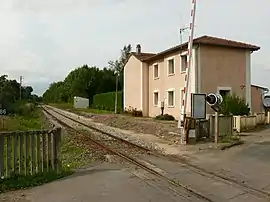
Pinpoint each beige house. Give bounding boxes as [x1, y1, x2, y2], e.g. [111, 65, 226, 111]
[123, 35, 264, 120]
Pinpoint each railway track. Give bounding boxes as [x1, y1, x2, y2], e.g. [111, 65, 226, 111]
[166, 155, 270, 199]
[43, 105, 270, 201]
[43, 106, 213, 202]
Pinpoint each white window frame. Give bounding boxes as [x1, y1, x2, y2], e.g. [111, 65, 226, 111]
[167, 57, 175, 76]
[180, 87, 185, 108]
[153, 90, 159, 107]
[153, 63, 159, 79]
[180, 52, 188, 74]
[167, 88, 175, 108]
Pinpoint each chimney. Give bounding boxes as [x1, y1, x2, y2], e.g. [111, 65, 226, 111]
[136, 44, 141, 55]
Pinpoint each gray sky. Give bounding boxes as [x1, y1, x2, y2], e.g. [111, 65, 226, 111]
[0, 0, 269, 95]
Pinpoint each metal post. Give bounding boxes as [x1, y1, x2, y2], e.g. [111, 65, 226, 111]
[114, 73, 118, 114]
[180, 27, 189, 45]
[215, 111, 219, 144]
[180, 29, 183, 45]
[19, 76, 22, 100]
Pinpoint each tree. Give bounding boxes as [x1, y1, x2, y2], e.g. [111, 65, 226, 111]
[42, 44, 132, 105]
[108, 44, 132, 90]
[0, 74, 35, 113]
[43, 65, 117, 104]
[220, 94, 250, 116]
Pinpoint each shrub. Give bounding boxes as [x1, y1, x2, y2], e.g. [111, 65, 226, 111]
[4, 101, 36, 116]
[155, 114, 175, 121]
[124, 106, 143, 117]
[220, 93, 250, 116]
[93, 91, 123, 112]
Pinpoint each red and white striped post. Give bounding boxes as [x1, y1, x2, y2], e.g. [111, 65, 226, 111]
[179, 0, 197, 145]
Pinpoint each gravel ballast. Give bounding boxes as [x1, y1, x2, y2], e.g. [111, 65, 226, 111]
[44, 106, 159, 161]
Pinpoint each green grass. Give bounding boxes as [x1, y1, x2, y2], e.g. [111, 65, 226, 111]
[61, 133, 94, 169]
[49, 103, 73, 110]
[219, 134, 241, 143]
[77, 108, 112, 114]
[0, 107, 75, 193]
[0, 108, 44, 132]
[49, 103, 113, 115]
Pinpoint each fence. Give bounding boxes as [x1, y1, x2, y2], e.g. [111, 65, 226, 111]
[0, 127, 61, 178]
[209, 115, 233, 137]
[196, 115, 233, 140]
[233, 113, 266, 133]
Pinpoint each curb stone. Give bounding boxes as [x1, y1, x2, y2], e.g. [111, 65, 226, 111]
[219, 140, 245, 150]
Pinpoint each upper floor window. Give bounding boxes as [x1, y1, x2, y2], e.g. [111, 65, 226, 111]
[168, 59, 175, 75]
[181, 55, 188, 73]
[153, 64, 159, 79]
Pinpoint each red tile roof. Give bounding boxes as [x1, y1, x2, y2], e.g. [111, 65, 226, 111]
[143, 35, 260, 62]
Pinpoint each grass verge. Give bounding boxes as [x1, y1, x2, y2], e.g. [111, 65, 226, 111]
[0, 107, 75, 193]
[219, 133, 241, 143]
[49, 103, 112, 115]
[0, 108, 44, 132]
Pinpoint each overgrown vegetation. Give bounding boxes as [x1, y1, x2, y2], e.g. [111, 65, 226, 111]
[1, 108, 43, 131]
[219, 133, 241, 143]
[155, 114, 175, 121]
[93, 91, 123, 112]
[43, 45, 131, 106]
[220, 94, 250, 116]
[123, 106, 143, 117]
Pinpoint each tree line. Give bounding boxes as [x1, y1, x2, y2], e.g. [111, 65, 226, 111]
[0, 75, 40, 113]
[43, 44, 131, 104]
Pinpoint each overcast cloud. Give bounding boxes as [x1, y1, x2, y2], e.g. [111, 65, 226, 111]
[0, 0, 269, 95]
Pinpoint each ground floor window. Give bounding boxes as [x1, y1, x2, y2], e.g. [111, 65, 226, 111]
[167, 90, 175, 107]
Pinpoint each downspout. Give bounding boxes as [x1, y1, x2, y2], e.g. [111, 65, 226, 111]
[194, 45, 200, 93]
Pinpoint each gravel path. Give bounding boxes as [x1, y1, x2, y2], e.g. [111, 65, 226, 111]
[76, 111, 181, 144]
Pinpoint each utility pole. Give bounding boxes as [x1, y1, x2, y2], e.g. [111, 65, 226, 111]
[19, 76, 23, 100]
[114, 71, 119, 114]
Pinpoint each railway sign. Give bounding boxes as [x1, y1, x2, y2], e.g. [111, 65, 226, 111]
[191, 93, 206, 119]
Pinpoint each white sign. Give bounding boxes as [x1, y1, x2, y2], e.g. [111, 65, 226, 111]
[0, 109, 6, 115]
[191, 93, 206, 119]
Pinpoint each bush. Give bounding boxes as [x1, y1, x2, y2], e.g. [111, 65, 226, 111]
[155, 114, 175, 121]
[4, 101, 36, 116]
[220, 94, 250, 116]
[93, 91, 123, 112]
[124, 106, 143, 117]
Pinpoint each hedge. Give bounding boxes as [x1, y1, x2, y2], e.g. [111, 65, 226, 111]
[93, 91, 123, 112]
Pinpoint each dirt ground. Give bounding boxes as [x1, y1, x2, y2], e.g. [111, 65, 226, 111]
[80, 112, 181, 143]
